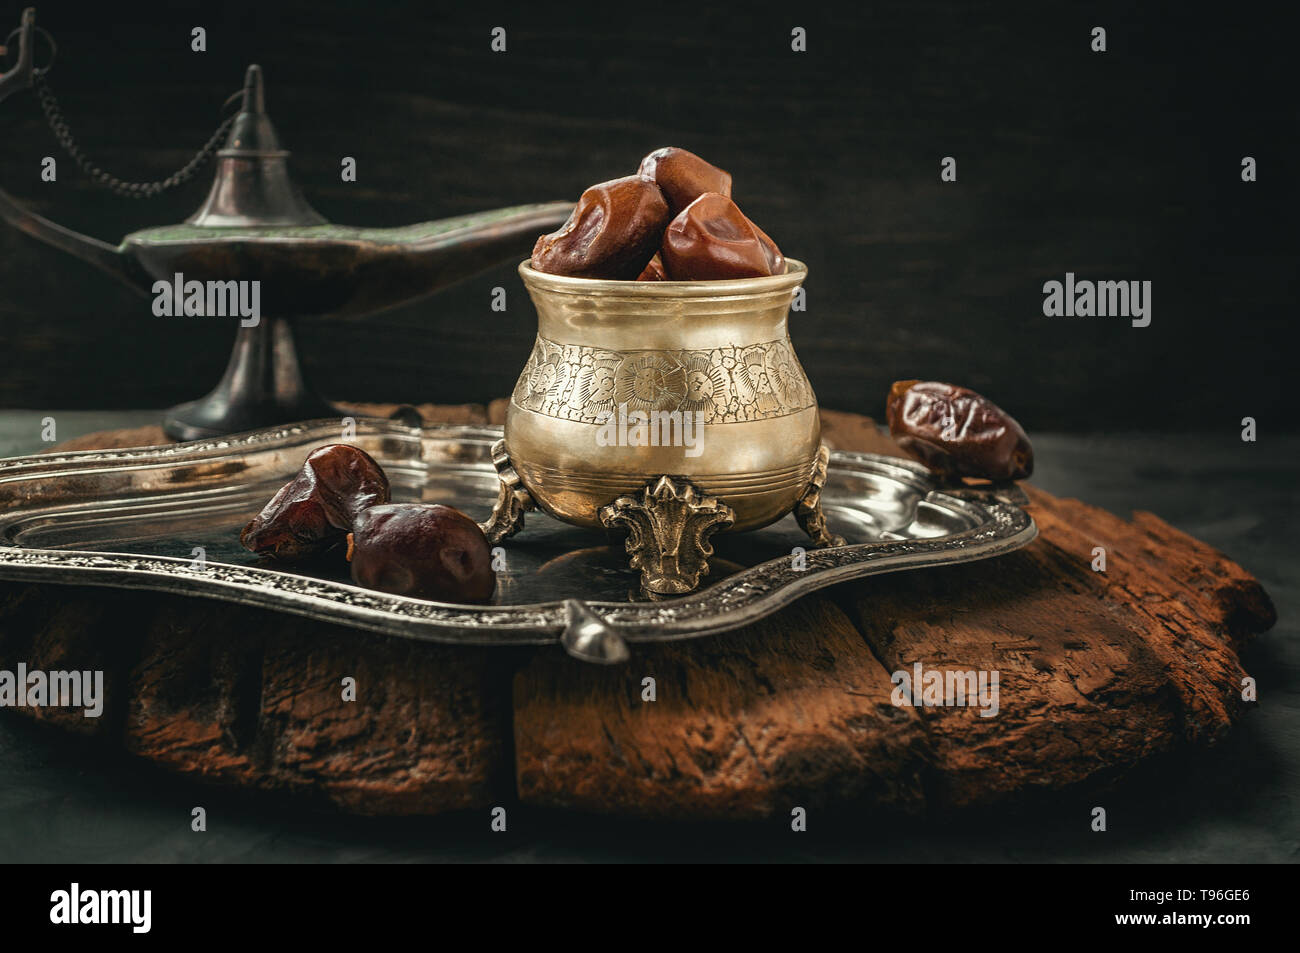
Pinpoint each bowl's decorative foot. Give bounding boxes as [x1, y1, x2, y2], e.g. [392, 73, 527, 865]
[795, 444, 846, 548]
[599, 475, 735, 595]
[480, 439, 535, 545]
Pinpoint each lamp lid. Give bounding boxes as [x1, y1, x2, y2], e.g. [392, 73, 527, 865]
[186, 65, 327, 228]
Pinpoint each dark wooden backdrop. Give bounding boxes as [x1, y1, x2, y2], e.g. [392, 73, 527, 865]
[0, 1, 1294, 431]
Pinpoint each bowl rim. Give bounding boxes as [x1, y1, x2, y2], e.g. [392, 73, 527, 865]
[518, 258, 806, 298]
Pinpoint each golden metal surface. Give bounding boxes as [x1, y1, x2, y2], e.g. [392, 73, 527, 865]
[480, 438, 534, 545]
[794, 445, 847, 548]
[599, 476, 736, 595]
[506, 259, 822, 533]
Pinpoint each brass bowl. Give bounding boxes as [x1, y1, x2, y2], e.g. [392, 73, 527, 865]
[484, 258, 842, 594]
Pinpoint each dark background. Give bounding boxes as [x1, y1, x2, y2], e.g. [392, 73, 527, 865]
[0, 3, 1295, 869]
[0, 0, 1295, 429]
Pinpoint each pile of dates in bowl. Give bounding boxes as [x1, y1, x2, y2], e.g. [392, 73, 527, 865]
[531, 146, 785, 281]
[493, 146, 839, 596]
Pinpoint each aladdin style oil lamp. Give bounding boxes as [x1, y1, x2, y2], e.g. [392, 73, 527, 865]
[0, 7, 571, 439]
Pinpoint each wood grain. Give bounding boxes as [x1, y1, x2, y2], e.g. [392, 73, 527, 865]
[0, 3, 1293, 430]
[0, 406, 1275, 817]
[0, 584, 514, 814]
[513, 597, 929, 820]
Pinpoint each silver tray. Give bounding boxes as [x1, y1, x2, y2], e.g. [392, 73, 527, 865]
[0, 420, 1036, 662]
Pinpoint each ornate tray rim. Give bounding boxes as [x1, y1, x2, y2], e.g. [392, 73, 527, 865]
[0, 421, 1037, 661]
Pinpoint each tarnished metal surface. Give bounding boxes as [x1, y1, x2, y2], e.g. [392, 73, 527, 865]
[0, 420, 1036, 658]
[0, 8, 573, 440]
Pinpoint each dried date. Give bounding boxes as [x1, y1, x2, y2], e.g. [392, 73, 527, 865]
[886, 380, 1033, 481]
[346, 503, 496, 603]
[240, 444, 390, 562]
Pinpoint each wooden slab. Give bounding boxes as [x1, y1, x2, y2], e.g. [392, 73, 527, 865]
[0, 584, 515, 814]
[513, 597, 930, 820]
[0, 405, 1275, 817]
